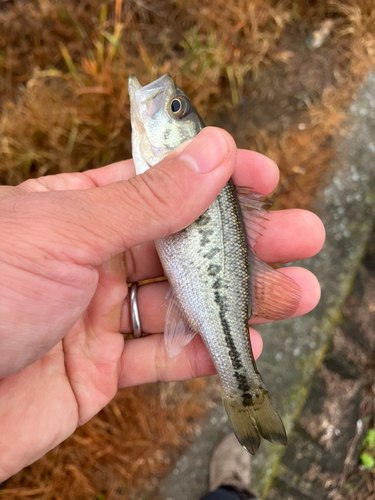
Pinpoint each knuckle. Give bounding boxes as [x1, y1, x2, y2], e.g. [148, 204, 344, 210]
[127, 165, 186, 229]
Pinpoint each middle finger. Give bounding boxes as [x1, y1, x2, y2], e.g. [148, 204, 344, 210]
[120, 264, 321, 334]
[125, 207, 325, 282]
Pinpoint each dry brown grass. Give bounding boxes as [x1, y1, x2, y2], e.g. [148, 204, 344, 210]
[0, 378, 220, 500]
[0, 0, 292, 184]
[1, 1, 374, 203]
[1, 0, 375, 498]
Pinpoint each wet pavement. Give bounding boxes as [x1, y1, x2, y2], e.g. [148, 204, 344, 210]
[268, 229, 375, 499]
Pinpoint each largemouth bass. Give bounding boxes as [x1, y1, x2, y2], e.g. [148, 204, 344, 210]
[128, 74, 301, 454]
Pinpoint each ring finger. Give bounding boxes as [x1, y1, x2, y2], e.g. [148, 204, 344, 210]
[120, 263, 320, 334]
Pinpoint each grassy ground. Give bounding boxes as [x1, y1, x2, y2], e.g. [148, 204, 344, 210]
[0, 378, 220, 500]
[1, 1, 375, 499]
[0, 0, 293, 184]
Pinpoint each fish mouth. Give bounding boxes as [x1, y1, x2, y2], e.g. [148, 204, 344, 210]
[128, 73, 174, 103]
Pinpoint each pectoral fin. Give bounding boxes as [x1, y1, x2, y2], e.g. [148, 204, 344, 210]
[164, 288, 197, 358]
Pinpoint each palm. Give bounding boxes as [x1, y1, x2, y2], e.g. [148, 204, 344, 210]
[2, 325, 123, 477]
[0, 170, 129, 477]
[63, 255, 128, 424]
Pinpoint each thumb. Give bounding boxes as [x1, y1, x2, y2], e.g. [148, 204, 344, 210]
[118, 127, 236, 247]
[82, 127, 236, 264]
[8, 127, 237, 266]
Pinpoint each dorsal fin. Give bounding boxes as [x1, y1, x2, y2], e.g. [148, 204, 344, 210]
[236, 186, 302, 321]
[236, 186, 270, 247]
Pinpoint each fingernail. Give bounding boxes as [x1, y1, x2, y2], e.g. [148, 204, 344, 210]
[178, 127, 229, 174]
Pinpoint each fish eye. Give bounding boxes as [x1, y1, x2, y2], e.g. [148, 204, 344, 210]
[169, 96, 191, 119]
[171, 99, 181, 113]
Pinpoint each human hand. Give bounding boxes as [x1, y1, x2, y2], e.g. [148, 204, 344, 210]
[0, 127, 324, 480]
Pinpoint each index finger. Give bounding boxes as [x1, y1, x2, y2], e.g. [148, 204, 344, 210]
[83, 159, 135, 186]
[232, 150, 280, 195]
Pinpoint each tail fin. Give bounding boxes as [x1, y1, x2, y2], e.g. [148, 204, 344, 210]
[222, 389, 287, 454]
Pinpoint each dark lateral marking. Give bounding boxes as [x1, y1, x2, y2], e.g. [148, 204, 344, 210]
[213, 290, 251, 399]
[204, 247, 220, 259]
[164, 129, 171, 141]
[242, 393, 253, 406]
[212, 279, 222, 289]
[235, 373, 251, 392]
[197, 225, 215, 247]
[242, 390, 262, 407]
[207, 264, 221, 276]
[196, 213, 211, 226]
[198, 228, 214, 235]
[198, 228, 214, 247]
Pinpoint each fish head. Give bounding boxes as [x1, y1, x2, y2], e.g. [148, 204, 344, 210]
[129, 73, 204, 174]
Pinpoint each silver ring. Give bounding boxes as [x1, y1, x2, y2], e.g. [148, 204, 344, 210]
[130, 282, 142, 338]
